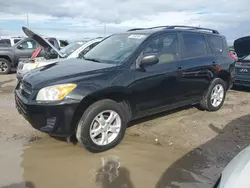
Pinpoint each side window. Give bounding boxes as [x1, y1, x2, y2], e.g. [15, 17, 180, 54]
[18, 40, 37, 49]
[182, 34, 207, 58]
[142, 34, 179, 64]
[207, 35, 223, 54]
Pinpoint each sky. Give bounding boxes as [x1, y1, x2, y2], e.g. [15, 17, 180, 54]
[0, 0, 249, 45]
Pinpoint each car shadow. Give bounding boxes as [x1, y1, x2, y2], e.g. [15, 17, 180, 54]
[231, 85, 250, 92]
[95, 157, 134, 188]
[155, 114, 250, 188]
[0, 181, 35, 188]
[128, 105, 194, 127]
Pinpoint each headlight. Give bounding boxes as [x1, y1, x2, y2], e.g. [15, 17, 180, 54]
[22, 63, 39, 71]
[36, 84, 77, 101]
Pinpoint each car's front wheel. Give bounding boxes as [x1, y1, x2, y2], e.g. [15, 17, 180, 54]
[76, 99, 127, 152]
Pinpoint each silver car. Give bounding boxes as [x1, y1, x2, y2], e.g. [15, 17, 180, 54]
[16, 28, 103, 80]
[214, 145, 250, 188]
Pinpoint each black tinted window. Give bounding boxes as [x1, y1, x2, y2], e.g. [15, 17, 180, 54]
[207, 35, 223, 54]
[143, 34, 179, 64]
[182, 34, 207, 58]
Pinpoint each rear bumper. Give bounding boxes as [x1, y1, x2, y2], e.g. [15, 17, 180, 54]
[15, 90, 80, 137]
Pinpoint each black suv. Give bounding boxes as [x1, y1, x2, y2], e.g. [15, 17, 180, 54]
[15, 26, 235, 152]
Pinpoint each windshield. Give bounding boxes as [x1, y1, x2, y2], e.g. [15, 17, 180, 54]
[243, 54, 250, 61]
[83, 33, 148, 64]
[60, 41, 85, 57]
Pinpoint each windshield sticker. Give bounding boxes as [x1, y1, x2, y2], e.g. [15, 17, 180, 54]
[128, 34, 146, 39]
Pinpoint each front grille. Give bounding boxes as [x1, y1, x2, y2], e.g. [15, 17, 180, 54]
[18, 63, 24, 70]
[235, 80, 250, 85]
[18, 81, 32, 99]
[236, 68, 250, 75]
[15, 94, 28, 115]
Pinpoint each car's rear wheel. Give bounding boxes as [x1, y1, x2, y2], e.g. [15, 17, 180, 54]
[0, 58, 12, 74]
[199, 78, 226, 111]
[76, 99, 127, 153]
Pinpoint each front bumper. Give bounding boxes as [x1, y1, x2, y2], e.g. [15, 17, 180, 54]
[15, 90, 80, 137]
[16, 61, 29, 80]
[234, 75, 250, 87]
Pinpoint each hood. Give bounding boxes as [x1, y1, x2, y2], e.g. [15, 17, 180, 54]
[22, 27, 65, 58]
[219, 146, 250, 188]
[23, 58, 117, 89]
[234, 36, 250, 58]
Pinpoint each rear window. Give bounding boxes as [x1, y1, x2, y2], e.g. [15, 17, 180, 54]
[207, 35, 223, 54]
[182, 33, 207, 58]
[0, 39, 11, 45]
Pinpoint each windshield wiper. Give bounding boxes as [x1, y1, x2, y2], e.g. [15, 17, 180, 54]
[83, 57, 100, 63]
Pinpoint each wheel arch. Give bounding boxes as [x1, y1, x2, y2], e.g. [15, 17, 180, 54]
[70, 87, 134, 132]
[217, 70, 231, 90]
[0, 55, 12, 64]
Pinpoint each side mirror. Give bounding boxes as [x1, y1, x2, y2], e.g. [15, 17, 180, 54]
[139, 54, 159, 67]
[17, 45, 23, 50]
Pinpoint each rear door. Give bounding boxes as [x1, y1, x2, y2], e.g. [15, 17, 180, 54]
[175, 32, 216, 102]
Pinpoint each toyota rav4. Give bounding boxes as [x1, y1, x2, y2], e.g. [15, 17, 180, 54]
[15, 26, 235, 152]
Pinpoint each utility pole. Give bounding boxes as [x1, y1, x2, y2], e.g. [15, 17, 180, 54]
[104, 22, 106, 37]
[26, 14, 29, 28]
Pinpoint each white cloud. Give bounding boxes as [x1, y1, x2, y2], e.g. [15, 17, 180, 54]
[0, 0, 249, 43]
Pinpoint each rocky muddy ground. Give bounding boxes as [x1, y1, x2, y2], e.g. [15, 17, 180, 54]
[0, 74, 250, 188]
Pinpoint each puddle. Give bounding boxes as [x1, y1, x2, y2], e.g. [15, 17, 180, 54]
[0, 136, 212, 188]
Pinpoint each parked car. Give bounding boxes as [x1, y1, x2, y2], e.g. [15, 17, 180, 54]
[0, 34, 66, 74]
[233, 36, 250, 87]
[15, 25, 235, 152]
[16, 36, 103, 80]
[0, 36, 24, 46]
[213, 145, 250, 188]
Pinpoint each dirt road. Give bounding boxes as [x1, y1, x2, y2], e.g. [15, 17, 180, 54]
[1, 74, 250, 188]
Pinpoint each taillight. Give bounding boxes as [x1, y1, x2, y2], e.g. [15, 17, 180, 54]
[229, 53, 237, 61]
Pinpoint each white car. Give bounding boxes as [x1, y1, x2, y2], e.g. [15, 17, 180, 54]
[0, 36, 24, 46]
[214, 145, 250, 188]
[16, 35, 103, 80]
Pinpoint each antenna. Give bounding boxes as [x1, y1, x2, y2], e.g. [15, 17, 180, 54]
[26, 14, 29, 28]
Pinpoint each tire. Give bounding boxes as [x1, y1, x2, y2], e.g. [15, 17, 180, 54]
[0, 58, 12, 75]
[76, 99, 128, 153]
[199, 78, 227, 111]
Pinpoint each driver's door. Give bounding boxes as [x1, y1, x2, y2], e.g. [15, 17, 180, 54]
[14, 39, 38, 64]
[130, 33, 181, 117]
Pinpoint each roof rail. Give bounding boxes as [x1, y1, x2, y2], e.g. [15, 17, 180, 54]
[166, 25, 219, 34]
[127, 25, 219, 34]
[127, 28, 148, 31]
[127, 26, 170, 32]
